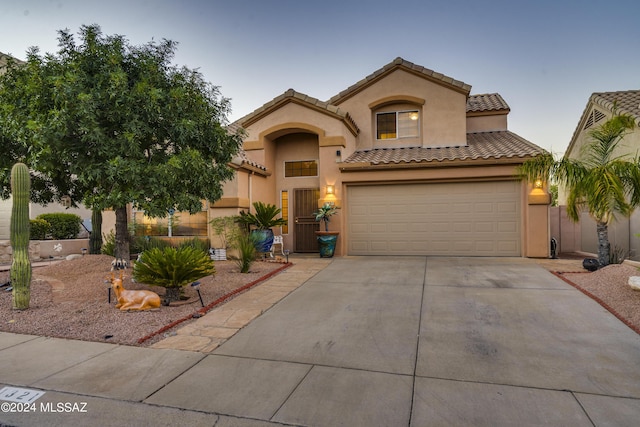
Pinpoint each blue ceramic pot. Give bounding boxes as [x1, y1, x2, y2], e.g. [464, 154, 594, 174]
[316, 232, 338, 258]
[251, 229, 274, 253]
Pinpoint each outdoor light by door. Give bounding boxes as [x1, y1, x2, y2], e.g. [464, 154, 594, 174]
[191, 281, 205, 307]
[326, 184, 335, 195]
[534, 180, 543, 189]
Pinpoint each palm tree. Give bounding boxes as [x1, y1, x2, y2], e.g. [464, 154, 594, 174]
[518, 112, 639, 267]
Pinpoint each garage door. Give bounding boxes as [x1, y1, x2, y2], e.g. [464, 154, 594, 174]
[347, 181, 521, 256]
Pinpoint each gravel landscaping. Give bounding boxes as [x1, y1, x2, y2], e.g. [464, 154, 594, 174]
[0, 255, 286, 346]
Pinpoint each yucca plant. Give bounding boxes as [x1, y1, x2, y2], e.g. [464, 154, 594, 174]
[133, 246, 215, 304]
[232, 230, 257, 273]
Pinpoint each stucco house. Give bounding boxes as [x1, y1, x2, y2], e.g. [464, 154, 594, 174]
[211, 57, 550, 257]
[555, 90, 640, 260]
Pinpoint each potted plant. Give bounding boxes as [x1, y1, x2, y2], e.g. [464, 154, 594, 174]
[236, 201, 287, 253]
[313, 202, 340, 258]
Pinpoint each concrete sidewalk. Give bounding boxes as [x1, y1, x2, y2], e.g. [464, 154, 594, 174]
[1, 256, 640, 426]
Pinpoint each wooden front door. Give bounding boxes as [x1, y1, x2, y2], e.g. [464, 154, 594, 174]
[294, 188, 320, 252]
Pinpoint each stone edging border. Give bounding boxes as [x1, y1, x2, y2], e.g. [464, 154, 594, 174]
[137, 262, 293, 344]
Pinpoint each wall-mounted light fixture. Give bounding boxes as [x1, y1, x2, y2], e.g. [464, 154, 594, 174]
[326, 184, 335, 195]
[534, 180, 543, 189]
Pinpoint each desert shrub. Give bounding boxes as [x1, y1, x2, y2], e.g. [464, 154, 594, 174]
[133, 246, 215, 304]
[232, 230, 257, 273]
[36, 213, 82, 239]
[178, 237, 209, 254]
[610, 245, 627, 264]
[29, 218, 50, 240]
[209, 216, 240, 249]
[131, 235, 171, 254]
[101, 231, 115, 256]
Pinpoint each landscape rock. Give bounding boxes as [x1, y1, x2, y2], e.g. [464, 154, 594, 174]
[628, 276, 640, 291]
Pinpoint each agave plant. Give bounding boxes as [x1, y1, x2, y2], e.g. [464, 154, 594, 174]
[133, 246, 215, 304]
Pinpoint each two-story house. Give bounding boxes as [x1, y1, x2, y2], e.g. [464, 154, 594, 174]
[212, 57, 550, 258]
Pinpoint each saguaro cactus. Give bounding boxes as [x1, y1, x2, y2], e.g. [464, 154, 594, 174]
[89, 209, 103, 254]
[10, 163, 32, 310]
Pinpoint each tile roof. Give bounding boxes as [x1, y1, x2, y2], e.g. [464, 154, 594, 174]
[591, 90, 640, 123]
[328, 57, 471, 105]
[466, 93, 510, 113]
[566, 90, 640, 156]
[234, 89, 349, 127]
[231, 149, 267, 172]
[341, 131, 544, 167]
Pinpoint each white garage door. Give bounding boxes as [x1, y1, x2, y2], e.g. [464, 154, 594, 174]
[347, 181, 521, 256]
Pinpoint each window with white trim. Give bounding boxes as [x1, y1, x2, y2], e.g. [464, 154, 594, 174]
[376, 110, 419, 140]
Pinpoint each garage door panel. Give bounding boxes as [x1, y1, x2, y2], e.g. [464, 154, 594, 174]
[347, 182, 520, 256]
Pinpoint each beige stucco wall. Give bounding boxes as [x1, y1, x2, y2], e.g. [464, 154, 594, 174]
[0, 198, 10, 240]
[466, 113, 508, 133]
[334, 69, 467, 149]
[0, 198, 93, 240]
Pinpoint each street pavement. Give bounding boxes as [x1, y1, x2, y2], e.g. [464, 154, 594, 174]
[1, 256, 640, 426]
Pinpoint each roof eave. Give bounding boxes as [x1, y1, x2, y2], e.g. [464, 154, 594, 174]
[339, 155, 539, 172]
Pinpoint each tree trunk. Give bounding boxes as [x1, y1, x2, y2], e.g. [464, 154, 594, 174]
[114, 206, 130, 262]
[163, 287, 182, 305]
[89, 209, 103, 254]
[596, 221, 610, 267]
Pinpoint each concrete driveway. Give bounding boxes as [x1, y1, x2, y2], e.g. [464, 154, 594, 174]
[148, 256, 640, 426]
[2, 256, 640, 426]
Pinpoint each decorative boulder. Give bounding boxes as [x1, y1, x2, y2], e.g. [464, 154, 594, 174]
[582, 258, 599, 272]
[629, 276, 640, 291]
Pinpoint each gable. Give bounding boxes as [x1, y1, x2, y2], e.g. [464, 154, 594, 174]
[329, 57, 471, 105]
[566, 90, 640, 158]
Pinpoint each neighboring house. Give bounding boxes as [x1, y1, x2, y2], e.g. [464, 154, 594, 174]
[556, 90, 640, 260]
[211, 57, 550, 257]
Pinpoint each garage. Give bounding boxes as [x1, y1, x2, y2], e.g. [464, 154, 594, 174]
[347, 181, 521, 256]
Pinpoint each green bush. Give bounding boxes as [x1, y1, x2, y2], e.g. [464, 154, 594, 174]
[29, 218, 50, 240]
[101, 231, 115, 256]
[131, 235, 171, 254]
[178, 237, 209, 254]
[36, 213, 82, 239]
[133, 246, 215, 304]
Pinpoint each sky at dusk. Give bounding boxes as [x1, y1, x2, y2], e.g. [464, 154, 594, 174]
[1, 0, 639, 154]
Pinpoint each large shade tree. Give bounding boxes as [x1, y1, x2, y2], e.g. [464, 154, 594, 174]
[518, 112, 639, 267]
[0, 25, 242, 260]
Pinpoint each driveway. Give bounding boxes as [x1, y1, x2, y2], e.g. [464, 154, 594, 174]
[146, 256, 640, 426]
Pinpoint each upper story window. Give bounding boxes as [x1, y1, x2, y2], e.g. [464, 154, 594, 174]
[376, 110, 419, 140]
[285, 160, 318, 177]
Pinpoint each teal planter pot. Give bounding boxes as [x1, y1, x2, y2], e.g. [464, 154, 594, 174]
[316, 232, 339, 258]
[251, 229, 274, 253]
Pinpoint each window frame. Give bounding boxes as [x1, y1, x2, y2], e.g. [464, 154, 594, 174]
[284, 160, 318, 178]
[376, 109, 420, 140]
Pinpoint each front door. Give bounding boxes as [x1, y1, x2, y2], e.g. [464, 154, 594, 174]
[294, 188, 320, 252]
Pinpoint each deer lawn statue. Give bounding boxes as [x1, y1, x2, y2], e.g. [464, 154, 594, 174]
[109, 271, 160, 311]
